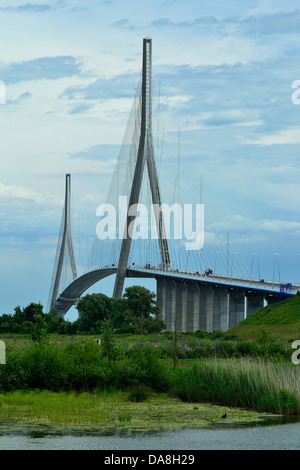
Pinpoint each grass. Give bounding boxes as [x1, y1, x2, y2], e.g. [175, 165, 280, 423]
[0, 389, 279, 433]
[226, 294, 300, 342]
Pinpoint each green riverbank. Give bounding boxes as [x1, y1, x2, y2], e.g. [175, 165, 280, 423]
[0, 334, 299, 433]
[0, 389, 282, 434]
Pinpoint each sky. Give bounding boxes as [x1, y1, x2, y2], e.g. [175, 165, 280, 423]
[1, 0, 300, 320]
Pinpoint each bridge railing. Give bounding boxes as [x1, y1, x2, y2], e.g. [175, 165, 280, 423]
[127, 264, 299, 293]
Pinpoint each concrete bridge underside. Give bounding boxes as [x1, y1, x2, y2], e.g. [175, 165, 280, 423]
[54, 267, 117, 317]
[155, 278, 273, 333]
[55, 267, 284, 332]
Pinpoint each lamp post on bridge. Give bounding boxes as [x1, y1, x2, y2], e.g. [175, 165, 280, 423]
[230, 251, 239, 282]
[272, 252, 280, 287]
[250, 252, 260, 285]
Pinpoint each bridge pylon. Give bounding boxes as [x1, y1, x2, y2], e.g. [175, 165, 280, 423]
[48, 173, 77, 313]
[113, 38, 171, 298]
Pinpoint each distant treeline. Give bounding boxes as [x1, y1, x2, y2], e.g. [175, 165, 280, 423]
[0, 286, 165, 335]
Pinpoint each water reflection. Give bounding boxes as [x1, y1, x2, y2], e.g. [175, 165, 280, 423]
[0, 416, 299, 450]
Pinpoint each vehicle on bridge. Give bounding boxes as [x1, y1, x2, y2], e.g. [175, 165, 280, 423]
[204, 269, 213, 276]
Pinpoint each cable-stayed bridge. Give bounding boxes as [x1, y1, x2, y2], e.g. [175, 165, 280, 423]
[48, 38, 298, 332]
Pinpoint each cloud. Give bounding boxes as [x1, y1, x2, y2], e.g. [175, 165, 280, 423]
[0, 181, 62, 206]
[239, 127, 300, 146]
[6, 91, 31, 105]
[151, 55, 300, 137]
[0, 2, 67, 13]
[151, 16, 220, 28]
[112, 14, 223, 32]
[0, 56, 82, 84]
[63, 72, 139, 100]
[151, 18, 172, 28]
[70, 144, 119, 161]
[68, 103, 94, 115]
[112, 9, 300, 39]
[200, 109, 262, 128]
[259, 219, 300, 233]
[82, 193, 105, 204]
[238, 10, 300, 36]
[0, 4, 51, 13]
[215, 214, 300, 235]
[112, 15, 222, 32]
[112, 18, 136, 29]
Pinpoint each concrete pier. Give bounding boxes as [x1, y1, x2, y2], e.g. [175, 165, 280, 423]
[156, 277, 278, 333]
[265, 294, 279, 306]
[213, 287, 229, 332]
[228, 290, 245, 329]
[187, 284, 201, 332]
[163, 279, 177, 331]
[246, 293, 265, 317]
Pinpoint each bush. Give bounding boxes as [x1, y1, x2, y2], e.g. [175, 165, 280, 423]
[0, 346, 27, 391]
[0, 340, 170, 394]
[112, 345, 169, 392]
[127, 385, 151, 402]
[20, 342, 70, 391]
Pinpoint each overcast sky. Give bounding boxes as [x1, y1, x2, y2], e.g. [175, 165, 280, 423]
[1, 0, 300, 319]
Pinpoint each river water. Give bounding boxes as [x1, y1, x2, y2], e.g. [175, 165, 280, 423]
[0, 419, 299, 450]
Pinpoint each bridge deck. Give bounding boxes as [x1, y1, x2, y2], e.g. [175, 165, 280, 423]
[127, 266, 299, 295]
[55, 264, 298, 316]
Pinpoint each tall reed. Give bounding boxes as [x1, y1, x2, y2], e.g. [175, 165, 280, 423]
[171, 358, 300, 415]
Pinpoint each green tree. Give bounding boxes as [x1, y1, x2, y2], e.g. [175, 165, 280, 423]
[0, 314, 14, 332]
[11, 302, 44, 334]
[144, 316, 166, 334]
[100, 321, 117, 360]
[22, 302, 44, 323]
[31, 314, 48, 342]
[76, 293, 111, 333]
[12, 306, 24, 324]
[123, 286, 159, 318]
[123, 286, 162, 334]
[109, 298, 132, 332]
[45, 309, 78, 335]
[45, 310, 65, 334]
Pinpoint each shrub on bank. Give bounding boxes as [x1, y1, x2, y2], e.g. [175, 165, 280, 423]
[118, 335, 291, 361]
[0, 341, 169, 393]
[0, 338, 298, 416]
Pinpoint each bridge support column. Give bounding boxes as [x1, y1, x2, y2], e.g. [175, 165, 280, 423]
[158, 279, 273, 332]
[199, 285, 214, 333]
[246, 293, 264, 317]
[176, 282, 188, 332]
[228, 290, 245, 328]
[187, 284, 201, 332]
[163, 279, 177, 332]
[265, 294, 279, 306]
[156, 278, 166, 326]
[213, 288, 229, 331]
